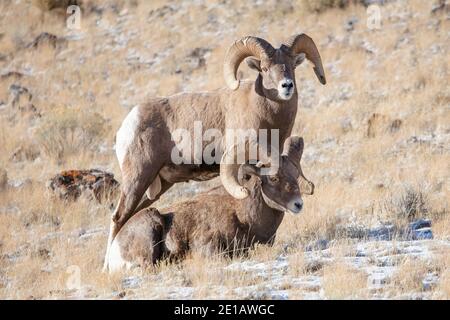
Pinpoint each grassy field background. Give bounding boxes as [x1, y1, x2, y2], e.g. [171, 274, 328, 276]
[0, 0, 449, 299]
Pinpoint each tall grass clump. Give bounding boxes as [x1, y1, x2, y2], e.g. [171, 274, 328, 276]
[34, 107, 109, 160]
[382, 186, 429, 224]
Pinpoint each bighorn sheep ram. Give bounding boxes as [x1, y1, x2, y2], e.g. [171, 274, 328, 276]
[104, 34, 326, 271]
[107, 137, 307, 272]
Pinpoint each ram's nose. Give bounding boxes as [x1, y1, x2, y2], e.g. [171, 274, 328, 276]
[278, 79, 294, 100]
[281, 79, 294, 90]
[288, 199, 303, 214]
[294, 201, 303, 212]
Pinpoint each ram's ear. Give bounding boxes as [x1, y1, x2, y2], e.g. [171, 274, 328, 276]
[299, 175, 314, 195]
[246, 58, 262, 72]
[294, 53, 306, 67]
[238, 164, 261, 184]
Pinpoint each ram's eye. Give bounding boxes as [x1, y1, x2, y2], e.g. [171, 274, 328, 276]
[269, 176, 279, 183]
[285, 184, 292, 192]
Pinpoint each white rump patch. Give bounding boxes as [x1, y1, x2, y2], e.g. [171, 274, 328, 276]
[108, 240, 132, 273]
[116, 106, 140, 170]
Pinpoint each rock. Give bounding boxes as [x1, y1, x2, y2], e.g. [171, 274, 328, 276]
[364, 219, 434, 241]
[32, 0, 81, 11]
[0, 71, 25, 80]
[148, 5, 176, 20]
[7, 84, 41, 119]
[8, 84, 32, 107]
[406, 219, 433, 240]
[26, 32, 66, 50]
[367, 224, 396, 240]
[184, 47, 212, 71]
[47, 169, 120, 203]
[411, 228, 433, 240]
[409, 219, 432, 230]
[305, 239, 329, 251]
[431, 0, 448, 14]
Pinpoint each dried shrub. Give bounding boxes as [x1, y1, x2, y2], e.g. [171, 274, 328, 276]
[383, 186, 429, 222]
[34, 108, 109, 160]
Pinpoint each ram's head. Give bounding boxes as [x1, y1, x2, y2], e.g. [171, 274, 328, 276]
[223, 34, 326, 101]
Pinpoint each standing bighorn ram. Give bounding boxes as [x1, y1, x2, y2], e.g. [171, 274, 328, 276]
[104, 34, 326, 271]
[107, 137, 308, 272]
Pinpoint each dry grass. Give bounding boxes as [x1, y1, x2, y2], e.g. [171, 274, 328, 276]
[431, 210, 450, 241]
[34, 107, 110, 161]
[439, 271, 450, 299]
[434, 250, 450, 299]
[288, 252, 307, 277]
[0, 0, 448, 299]
[322, 262, 368, 299]
[390, 258, 431, 295]
[385, 249, 450, 299]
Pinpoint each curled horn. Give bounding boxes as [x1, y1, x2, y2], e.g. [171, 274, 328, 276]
[224, 36, 275, 90]
[283, 34, 326, 85]
[282, 136, 315, 195]
[220, 144, 250, 199]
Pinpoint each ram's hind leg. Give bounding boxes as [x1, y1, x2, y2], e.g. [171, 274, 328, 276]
[103, 156, 166, 272]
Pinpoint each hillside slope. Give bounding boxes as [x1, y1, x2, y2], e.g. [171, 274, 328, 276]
[0, 0, 448, 299]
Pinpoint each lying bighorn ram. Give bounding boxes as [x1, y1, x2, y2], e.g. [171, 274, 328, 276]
[107, 137, 308, 272]
[104, 34, 326, 271]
